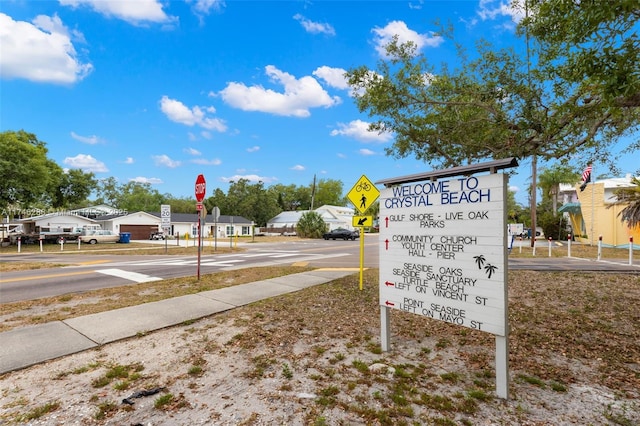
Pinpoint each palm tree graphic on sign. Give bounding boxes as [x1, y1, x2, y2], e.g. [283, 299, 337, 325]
[484, 264, 498, 279]
[474, 255, 498, 278]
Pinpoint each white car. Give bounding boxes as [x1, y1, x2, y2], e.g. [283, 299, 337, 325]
[79, 230, 120, 244]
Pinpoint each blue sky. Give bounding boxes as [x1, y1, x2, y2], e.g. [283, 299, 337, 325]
[1, 0, 636, 207]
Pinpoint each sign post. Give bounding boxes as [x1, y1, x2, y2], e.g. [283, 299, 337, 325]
[161, 204, 171, 253]
[376, 158, 517, 400]
[211, 206, 220, 251]
[348, 175, 380, 290]
[195, 174, 206, 280]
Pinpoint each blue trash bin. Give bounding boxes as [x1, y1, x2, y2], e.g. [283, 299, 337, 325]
[119, 232, 131, 243]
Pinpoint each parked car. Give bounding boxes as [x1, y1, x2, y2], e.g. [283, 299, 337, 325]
[79, 230, 120, 244]
[149, 231, 165, 240]
[323, 228, 359, 241]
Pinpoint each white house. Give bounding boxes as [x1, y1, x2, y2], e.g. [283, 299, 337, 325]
[157, 213, 253, 239]
[13, 206, 254, 241]
[96, 212, 161, 240]
[15, 212, 98, 235]
[98, 212, 254, 240]
[265, 205, 357, 233]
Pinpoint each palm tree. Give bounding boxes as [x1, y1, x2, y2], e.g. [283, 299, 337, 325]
[538, 164, 580, 215]
[610, 177, 640, 229]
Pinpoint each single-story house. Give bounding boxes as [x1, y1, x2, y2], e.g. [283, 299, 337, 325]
[265, 205, 356, 233]
[96, 212, 161, 240]
[14, 212, 99, 235]
[148, 213, 253, 239]
[13, 206, 254, 241]
[98, 212, 254, 240]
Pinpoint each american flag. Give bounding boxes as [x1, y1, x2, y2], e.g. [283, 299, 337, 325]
[582, 164, 592, 182]
[580, 164, 592, 192]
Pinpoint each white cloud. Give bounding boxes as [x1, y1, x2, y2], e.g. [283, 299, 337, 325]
[330, 119, 393, 143]
[359, 148, 376, 156]
[189, 0, 225, 16]
[70, 131, 102, 144]
[124, 157, 134, 164]
[63, 154, 108, 172]
[184, 147, 202, 156]
[509, 185, 519, 193]
[247, 146, 260, 153]
[129, 176, 163, 184]
[477, 0, 525, 24]
[0, 13, 93, 84]
[291, 165, 305, 171]
[218, 65, 341, 117]
[337, 153, 347, 159]
[152, 154, 181, 168]
[191, 158, 222, 166]
[59, 0, 176, 25]
[160, 96, 227, 131]
[221, 174, 278, 184]
[372, 20, 444, 57]
[293, 14, 335, 36]
[312, 66, 349, 90]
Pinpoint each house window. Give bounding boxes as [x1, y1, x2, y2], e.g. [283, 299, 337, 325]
[241, 226, 250, 236]
[226, 225, 234, 236]
[191, 225, 199, 237]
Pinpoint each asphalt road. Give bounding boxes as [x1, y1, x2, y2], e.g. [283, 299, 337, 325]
[1, 236, 637, 303]
[0, 238, 375, 303]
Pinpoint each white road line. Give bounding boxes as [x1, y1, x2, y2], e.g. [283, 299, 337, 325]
[96, 268, 162, 283]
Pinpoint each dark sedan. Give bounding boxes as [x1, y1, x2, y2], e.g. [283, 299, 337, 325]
[323, 228, 359, 240]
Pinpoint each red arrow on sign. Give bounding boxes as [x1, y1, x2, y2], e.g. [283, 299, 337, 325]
[385, 301, 395, 307]
[385, 281, 395, 287]
[195, 174, 206, 202]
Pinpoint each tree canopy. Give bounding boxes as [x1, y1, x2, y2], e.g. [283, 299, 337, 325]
[0, 130, 97, 211]
[524, 0, 640, 110]
[537, 164, 579, 215]
[346, 29, 637, 171]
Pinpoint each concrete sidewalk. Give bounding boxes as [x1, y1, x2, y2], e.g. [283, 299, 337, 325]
[0, 269, 357, 374]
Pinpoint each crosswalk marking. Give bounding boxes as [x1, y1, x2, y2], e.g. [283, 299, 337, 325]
[96, 268, 162, 283]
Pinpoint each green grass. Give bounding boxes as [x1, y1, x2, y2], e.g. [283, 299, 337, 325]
[154, 393, 174, 409]
[16, 402, 60, 421]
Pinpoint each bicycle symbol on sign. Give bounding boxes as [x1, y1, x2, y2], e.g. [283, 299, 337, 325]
[356, 180, 371, 192]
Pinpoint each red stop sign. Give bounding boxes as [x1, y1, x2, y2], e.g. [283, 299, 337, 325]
[195, 174, 206, 202]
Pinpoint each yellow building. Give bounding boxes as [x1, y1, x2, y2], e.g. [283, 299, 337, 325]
[558, 176, 639, 248]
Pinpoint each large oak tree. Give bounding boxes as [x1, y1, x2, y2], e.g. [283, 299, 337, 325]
[346, 0, 638, 242]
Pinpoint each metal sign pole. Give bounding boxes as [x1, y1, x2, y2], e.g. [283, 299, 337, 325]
[197, 209, 201, 280]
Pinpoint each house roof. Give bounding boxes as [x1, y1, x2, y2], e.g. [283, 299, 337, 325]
[16, 212, 97, 223]
[147, 212, 252, 224]
[268, 211, 308, 224]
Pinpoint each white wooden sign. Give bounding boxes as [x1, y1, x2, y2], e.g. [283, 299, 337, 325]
[379, 173, 507, 336]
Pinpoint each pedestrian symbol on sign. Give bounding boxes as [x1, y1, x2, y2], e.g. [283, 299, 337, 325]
[347, 175, 379, 214]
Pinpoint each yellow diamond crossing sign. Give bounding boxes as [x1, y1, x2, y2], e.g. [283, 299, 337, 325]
[348, 174, 380, 214]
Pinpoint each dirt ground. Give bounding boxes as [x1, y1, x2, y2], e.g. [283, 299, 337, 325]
[1, 269, 639, 425]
